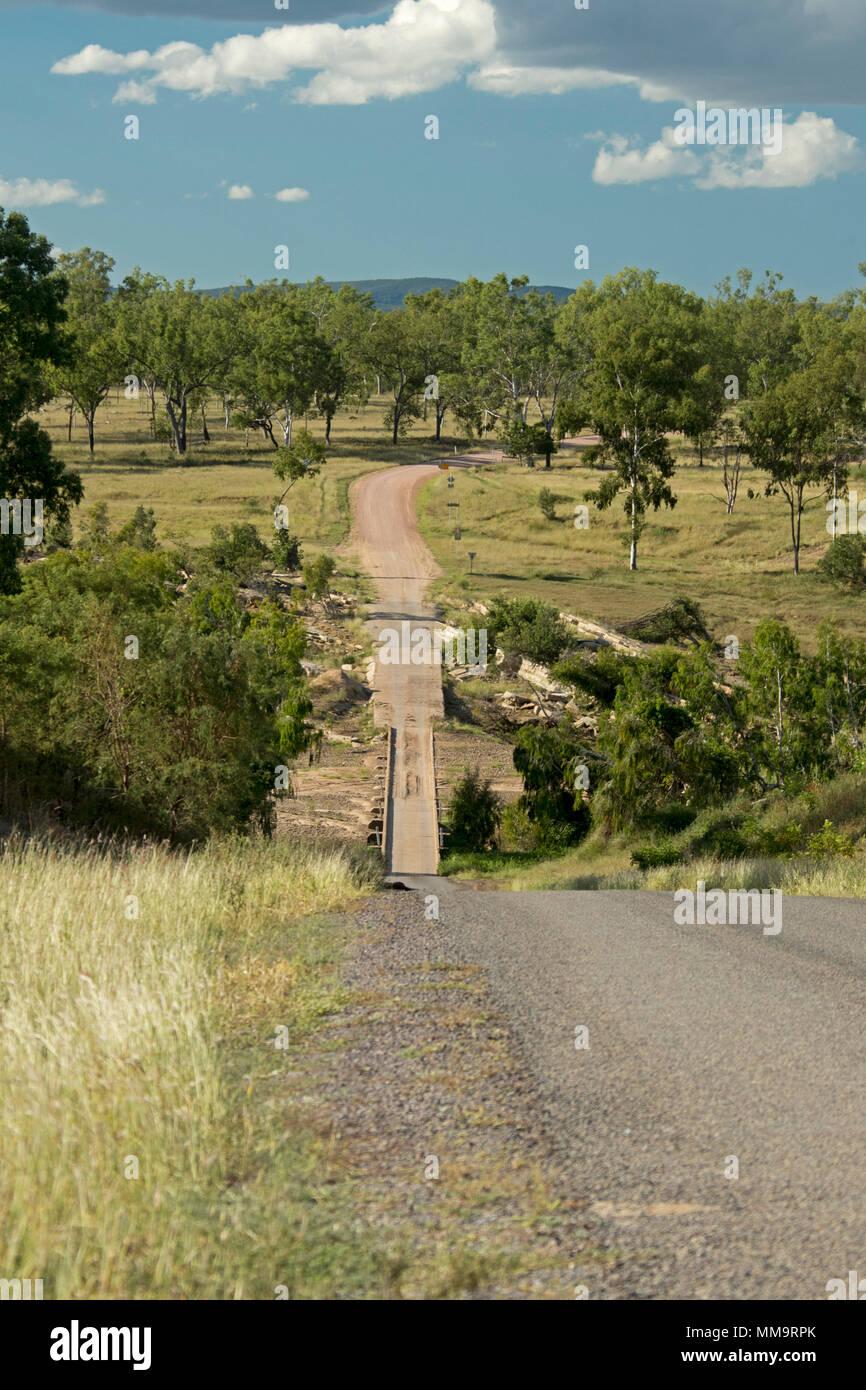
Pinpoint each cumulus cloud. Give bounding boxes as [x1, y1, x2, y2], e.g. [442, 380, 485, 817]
[694, 110, 863, 188]
[227, 184, 253, 199]
[51, 0, 497, 106]
[0, 175, 106, 207]
[593, 112, 862, 189]
[274, 187, 310, 202]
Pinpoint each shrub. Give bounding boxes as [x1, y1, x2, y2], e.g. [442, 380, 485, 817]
[272, 530, 303, 574]
[447, 768, 502, 852]
[623, 596, 712, 646]
[554, 646, 632, 707]
[538, 488, 557, 521]
[817, 535, 866, 588]
[512, 723, 592, 848]
[501, 800, 536, 851]
[631, 842, 682, 870]
[485, 596, 570, 666]
[804, 819, 857, 858]
[116, 506, 158, 552]
[204, 522, 271, 585]
[303, 553, 337, 601]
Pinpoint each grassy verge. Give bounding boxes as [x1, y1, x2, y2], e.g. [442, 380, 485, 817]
[442, 773, 866, 897]
[0, 833, 389, 1299]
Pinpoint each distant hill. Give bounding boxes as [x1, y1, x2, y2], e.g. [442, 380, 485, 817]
[203, 277, 575, 310]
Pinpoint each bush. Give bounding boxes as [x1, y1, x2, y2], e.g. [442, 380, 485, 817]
[501, 800, 536, 851]
[623, 596, 712, 646]
[150, 411, 174, 446]
[447, 768, 502, 852]
[538, 488, 557, 521]
[631, 842, 682, 870]
[817, 535, 866, 588]
[116, 506, 158, 552]
[485, 596, 570, 666]
[303, 553, 337, 601]
[512, 723, 592, 848]
[554, 645, 631, 707]
[804, 819, 857, 858]
[272, 530, 303, 574]
[204, 523, 271, 585]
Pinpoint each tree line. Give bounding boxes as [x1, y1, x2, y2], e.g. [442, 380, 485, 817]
[33, 235, 866, 581]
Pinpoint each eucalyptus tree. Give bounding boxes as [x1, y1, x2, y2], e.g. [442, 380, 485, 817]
[366, 309, 426, 443]
[51, 247, 125, 453]
[298, 278, 375, 442]
[741, 363, 842, 574]
[231, 282, 332, 450]
[403, 286, 462, 440]
[559, 268, 706, 571]
[122, 279, 238, 456]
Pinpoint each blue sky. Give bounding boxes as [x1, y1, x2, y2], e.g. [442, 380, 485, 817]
[2, 0, 865, 298]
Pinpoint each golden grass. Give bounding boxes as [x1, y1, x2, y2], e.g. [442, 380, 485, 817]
[0, 834, 381, 1299]
[416, 444, 866, 652]
[40, 392, 455, 555]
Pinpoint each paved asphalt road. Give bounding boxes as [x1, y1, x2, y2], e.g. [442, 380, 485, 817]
[436, 885, 866, 1300]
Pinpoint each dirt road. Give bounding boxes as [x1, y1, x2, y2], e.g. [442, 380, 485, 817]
[349, 464, 443, 876]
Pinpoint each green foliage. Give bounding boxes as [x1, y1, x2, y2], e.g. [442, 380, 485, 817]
[804, 819, 857, 858]
[0, 543, 313, 840]
[512, 723, 592, 849]
[272, 427, 328, 493]
[594, 647, 741, 830]
[484, 596, 570, 666]
[817, 534, 866, 587]
[303, 553, 336, 600]
[272, 530, 304, 573]
[116, 506, 158, 551]
[52, 247, 125, 452]
[447, 767, 502, 853]
[553, 645, 631, 707]
[631, 842, 682, 870]
[561, 267, 706, 570]
[203, 522, 271, 585]
[624, 596, 712, 646]
[0, 210, 82, 593]
[538, 487, 557, 520]
[150, 410, 174, 446]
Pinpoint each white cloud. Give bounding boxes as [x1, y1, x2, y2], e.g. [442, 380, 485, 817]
[469, 63, 679, 101]
[694, 111, 863, 188]
[52, 44, 151, 75]
[274, 187, 310, 202]
[0, 175, 106, 207]
[593, 127, 700, 184]
[227, 184, 253, 199]
[113, 80, 158, 105]
[592, 113, 862, 189]
[51, 0, 497, 105]
[469, 64, 634, 97]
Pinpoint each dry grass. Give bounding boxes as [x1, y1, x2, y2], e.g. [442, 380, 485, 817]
[38, 391, 457, 556]
[0, 834, 382, 1299]
[416, 443, 866, 652]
